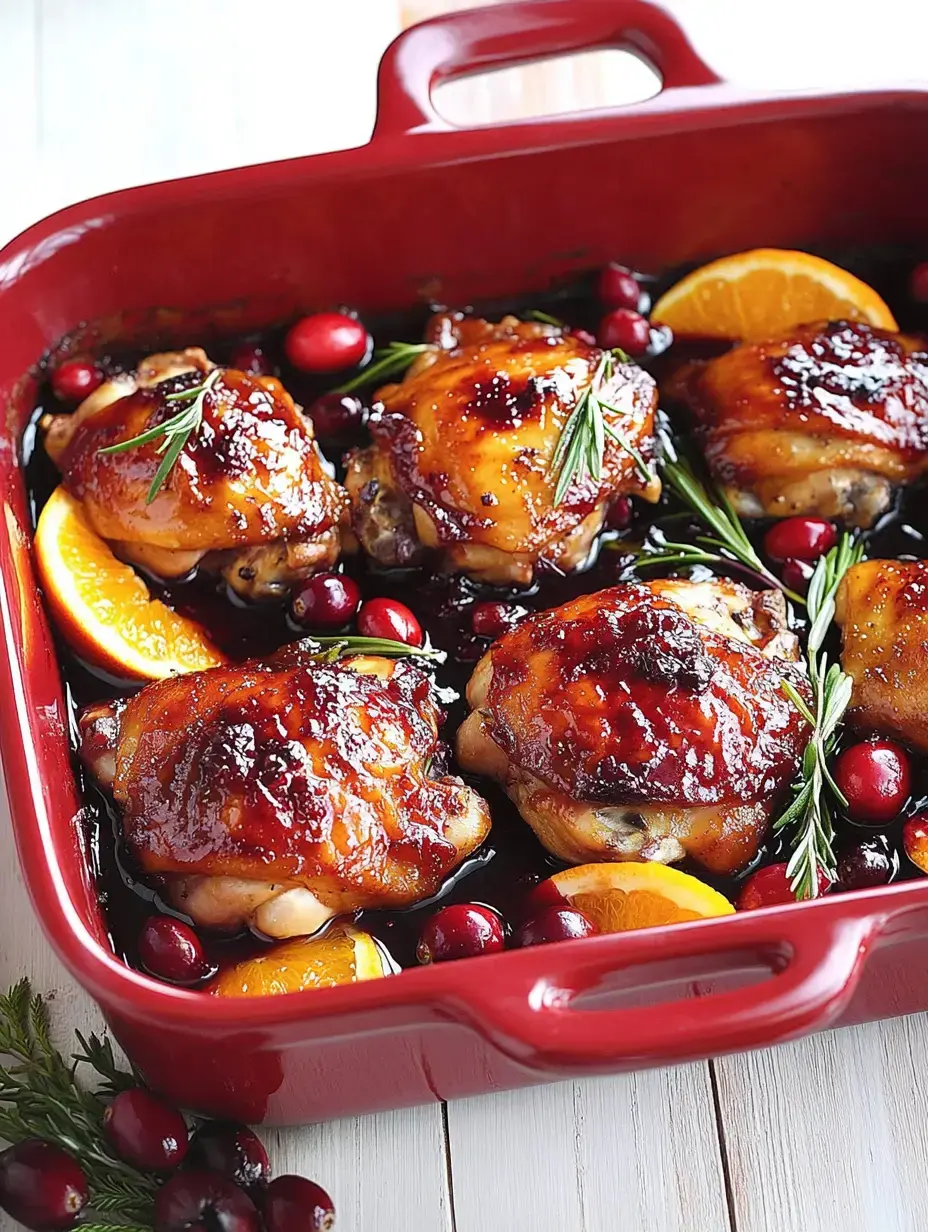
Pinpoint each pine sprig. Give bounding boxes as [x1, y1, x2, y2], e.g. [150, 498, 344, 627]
[0, 980, 157, 1222]
[551, 349, 653, 505]
[774, 534, 865, 898]
[97, 368, 222, 505]
[661, 444, 806, 604]
[335, 341, 432, 393]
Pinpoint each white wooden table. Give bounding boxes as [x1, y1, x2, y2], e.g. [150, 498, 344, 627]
[2, 3, 928, 1229]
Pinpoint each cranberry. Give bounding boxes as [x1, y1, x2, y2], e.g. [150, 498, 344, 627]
[764, 517, 836, 564]
[307, 392, 365, 437]
[780, 557, 814, 596]
[417, 903, 505, 963]
[597, 264, 641, 311]
[902, 813, 928, 873]
[454, 634, 489, 663]
[597, 308, 651, 355]
[357, 597, 423, 647]
[471, 602, 519, 640]
[520, 878, 567, 920]
[570, 328, 597, 347]
[511, 906, 596, 948]
[0, 1141, 88, 1232]
[910, 261, 928, 302]
[229, 344, 271, 375]
[50, 359, 102, 404]
[606, 495, 634, 530]
[284, 312, 370, 374]
[834, 739, 911, 824]
[103, 1087, 188, 1171]
[187, 1121, 270, 1191]
[291, 573, 360, 629]
[139, 915, 210, 985]
[154, 1170, 261, 1232]
[737, 861, 829, 909]
[836, 837, 896, 890]
[263, 1176, 336, 1232]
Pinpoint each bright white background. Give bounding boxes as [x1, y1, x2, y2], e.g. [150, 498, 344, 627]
[2, 2, 928, 1230]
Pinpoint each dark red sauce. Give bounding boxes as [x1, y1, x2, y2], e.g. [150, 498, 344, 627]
[21, 246, 928, 981]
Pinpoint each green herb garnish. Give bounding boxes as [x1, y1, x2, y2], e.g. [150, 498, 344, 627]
[551, 349, 653, 506]
[774, 534, 865, 899]
[0, 980, 157, 1224]
[304, 636, 445, 663]
[97, 369, 222, 505]
[335, 342, 432, 394]
[660, 444, 805, 604]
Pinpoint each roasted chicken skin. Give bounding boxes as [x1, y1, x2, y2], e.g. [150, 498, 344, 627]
[671, 320, 928, 527]
[42, 349, 347, 600]
[456, 579, 811, 874]
[836, 558, 928, 751]
[79, 645, 491, 938]
[346, 313, 661, 586]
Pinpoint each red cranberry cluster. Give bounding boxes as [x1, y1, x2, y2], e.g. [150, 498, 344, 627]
[416, 884, 595, 964]
[0, 1111, 334, 1232]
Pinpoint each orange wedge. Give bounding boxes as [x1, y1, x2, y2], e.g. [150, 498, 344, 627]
[651, 248, 898, 341]
[210, 926, 388, 998]
[551, 862, 734, 934]
[33, 486, 225, 681]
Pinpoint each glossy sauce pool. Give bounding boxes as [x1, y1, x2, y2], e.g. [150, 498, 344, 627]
[21, 246, 928, 982]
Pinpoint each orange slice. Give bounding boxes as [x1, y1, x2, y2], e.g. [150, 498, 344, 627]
[551, 862, 734, 934]
[651, 248, 898, 341]
[33, 486, 225, 681]
[210, 926, 388, 998]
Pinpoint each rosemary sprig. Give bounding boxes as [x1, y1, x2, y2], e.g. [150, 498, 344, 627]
[523, 308, 565, 327]
[774, 534, 865, 899]
[97, 369, 222, 505]
[304, 635, 445, 663]
[335, 341, 432, 393]
[661, 445, 806, 604]
[0, 980, 157, 1223]
[551, 349, 653, 505]
[615, 526, 792, 593]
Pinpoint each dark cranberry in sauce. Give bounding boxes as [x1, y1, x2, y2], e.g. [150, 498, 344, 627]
[910, 261, 928, 302]
[764, 517, 836, 564]
[597, 265, 641, 311]
[780, 557, 815, 595]
[471, 602, 522, 640]
[512, 906, 596, 947]
[138, 916, 211, 986]
[229, 344, 272, 375]
[836, 837, 896, 890]
[357, 597, 423, 647]
[285, 312, 370, 374]
[736, 862, 829, 909]
[292, 573, 361, 629]
[50, 359, 102, 404]
[417, 903, 506, 963]
[308, 392, 365, 437]
[605, 495, 634, 531]
[598, 308, 651, 355]
[834, 740, 911, 825]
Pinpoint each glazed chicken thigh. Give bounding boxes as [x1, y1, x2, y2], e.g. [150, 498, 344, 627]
[671, 321, 928, 527]
[836, 558, 928, 752]
[79, 644, 491, 937]
[457, 580, 811, 874]
[42, 348, 347, 600]
[346, 314, 661, 586]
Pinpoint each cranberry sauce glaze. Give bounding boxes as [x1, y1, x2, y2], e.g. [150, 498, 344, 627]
[21, 247, 928, 977]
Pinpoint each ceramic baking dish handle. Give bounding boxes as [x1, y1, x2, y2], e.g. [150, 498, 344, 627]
[373, 0, 721, 139]
[452, 908, 882, 1071]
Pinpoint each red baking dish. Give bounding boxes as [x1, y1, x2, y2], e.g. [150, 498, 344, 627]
[4, 0, 928, 1125]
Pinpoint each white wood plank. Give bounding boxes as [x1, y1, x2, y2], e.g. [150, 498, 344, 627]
[446, 1066, 732, 1232]
[714, 1018, 928, 1232]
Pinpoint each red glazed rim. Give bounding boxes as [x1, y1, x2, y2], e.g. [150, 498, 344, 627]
[1, 0, 926, 1073]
